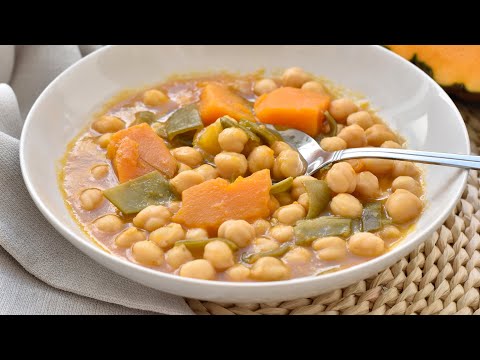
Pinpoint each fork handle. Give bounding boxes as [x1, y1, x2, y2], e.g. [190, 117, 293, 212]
[333, 147, 480, 170]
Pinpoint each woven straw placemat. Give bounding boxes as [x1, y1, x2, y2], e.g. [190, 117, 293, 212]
[186, 101, 480, 315]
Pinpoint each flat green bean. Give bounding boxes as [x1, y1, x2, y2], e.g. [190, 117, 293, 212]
[103, 171, 177, 214]
[270, 177, 293, 194]
[241, 243, 291, 264]
[295, 216, 352, 245]
[304, 180, 331, 219]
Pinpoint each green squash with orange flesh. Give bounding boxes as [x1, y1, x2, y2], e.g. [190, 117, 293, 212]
[387, 45, 480, 101]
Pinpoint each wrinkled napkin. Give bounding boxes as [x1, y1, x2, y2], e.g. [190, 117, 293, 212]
[0, 45, 193, 315]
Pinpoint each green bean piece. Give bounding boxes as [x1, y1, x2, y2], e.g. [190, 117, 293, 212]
[315, 111, 338, 142]
[238, 119, 283, 146]
[103, 171, 177, 215]
[362, 202, 383, 232]
[130, 111, 156, 127]
[241, 243, 291, 264]
[170, 133, 195, 148]
[294, 216, 352, 246]
[304, 180, 331, 219]
[174, 238, 238, 252]
[270, 177, 293, 194]
[152, 122, 168, 139]
[219, 116, 261, 145]
[218, 116, 238, 128]
[165, 104, 204, 141]
[324, 111, 338, 137]
[382, 218, 393, 226]
[351, 218, 363, 233]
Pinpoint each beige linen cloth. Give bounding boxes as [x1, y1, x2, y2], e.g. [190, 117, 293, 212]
[0, 45, 193, 315]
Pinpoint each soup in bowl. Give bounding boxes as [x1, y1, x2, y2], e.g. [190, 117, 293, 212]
[61, 69, 425, 282]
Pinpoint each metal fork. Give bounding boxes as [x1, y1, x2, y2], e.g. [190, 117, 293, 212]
[269, 127, 480, 176]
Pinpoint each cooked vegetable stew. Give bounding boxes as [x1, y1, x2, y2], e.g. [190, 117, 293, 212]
[61, 68, 424, 282]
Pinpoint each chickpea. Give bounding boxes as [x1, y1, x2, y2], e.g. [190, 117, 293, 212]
[283, 247, 312, 264]
[271, 141, 292, 156]
[171, 147, 203, 168]
[94, 214, 123, 233]
[115, 227, 146, 248]
[179, 259, 216, 280]
[386, 189, 423, 224]
[392, 161, 420, 179]
[345, 159, 365, 173]
[165, 244, 194, 269]
[381, 140, 402, 149]
[225, 264, 251, 281]
[392, 176, 422, 197]
[203, 240, 234, 270]
[268, 195, 280, 214]
[276, 150, 305, 178]
[167, 201, 182, 214]
[132, 241, 164, 266]
[274, 204, 306, 225]
[348, 232, 385, 257]
[96, 133, 112, 148]
[346, 111, 374, 130]
[149, 223, 185, 249]
[337, 124, 367, 148]
[186, 228, 209, 240]
[133, 205, 171, 231]
[355, 171, 380, 199]
[313, 236, 347, 261]
[143, 89, 168, 106]
[177, 162, 192, 174]
[365, 124, 397, 146]
[254, 237, 279, 252]
[376, 225, 401, 243]
[297, 193, 309, 211]
[91, 115, 125, 134]
[336, 124, 345, 133]
[330, 194, 363, 218]
[362, 158, 393, 176]
[218, 220, 255, 247]
[320, 136, 347, 152]
[269, 224, 294, 243]
[250, 257, 290, 281]
[290, 175, 316, 198]
[254, 78, 278, 96]
[271, 158, 283, 181]
[253, 219, 271, 236]
[247, 145, 275, 173]
[275, 192, 293, 206]
[218, 127, 249, 153]
[170, 170, 204, 194]
[328, 98, 358, 124]
[325, 162, 357, 194]
[214, 152, 248, 180]
[194, 164, 218, 181]
[79, 188, 104, 211]
[281, 67, 312, 88]
[91, 164, 109, 179]
[371, 113, 384, 124]
[301, 81, 327, 95]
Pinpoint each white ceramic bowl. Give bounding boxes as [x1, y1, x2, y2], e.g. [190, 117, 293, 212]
[20, 45, 469, 303]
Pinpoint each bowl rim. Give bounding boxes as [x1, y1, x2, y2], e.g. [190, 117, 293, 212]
[19, 45, 469, 292]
